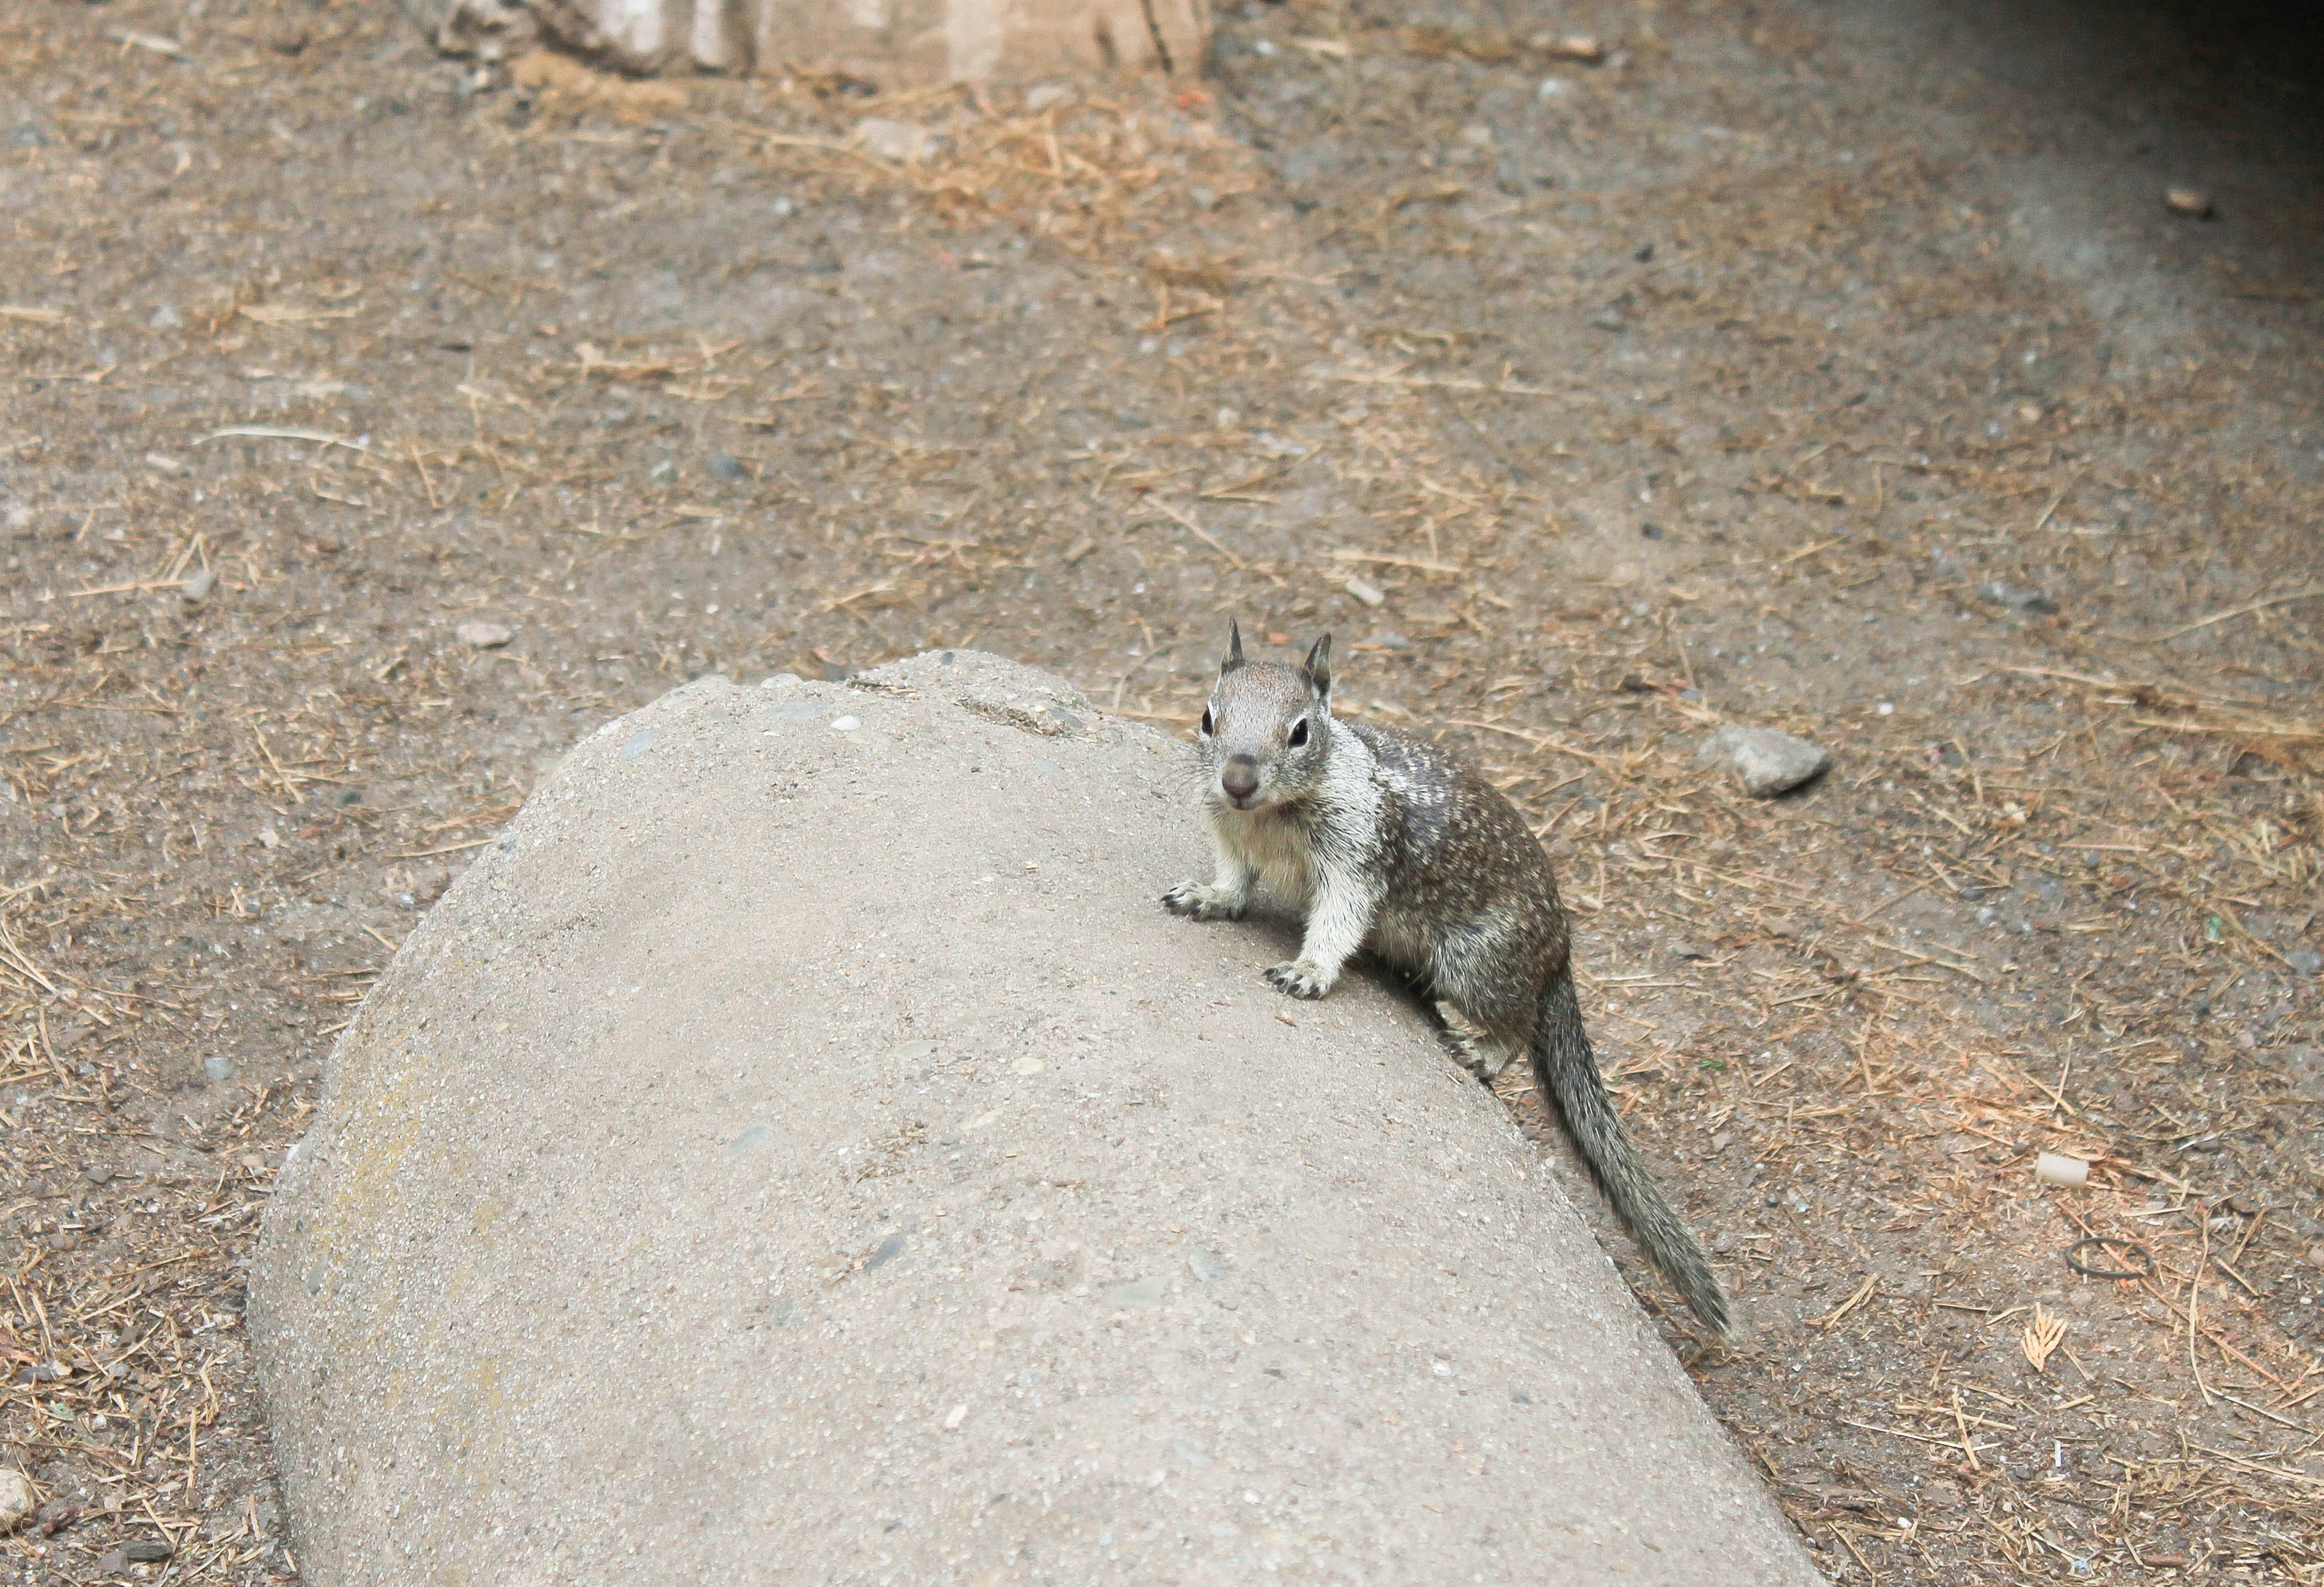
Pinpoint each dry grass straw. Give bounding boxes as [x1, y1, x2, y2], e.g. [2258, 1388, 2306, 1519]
[704, 75, 1262, 262]
[6, 0, 2322, 1579]
[0, 881, 275, 1570]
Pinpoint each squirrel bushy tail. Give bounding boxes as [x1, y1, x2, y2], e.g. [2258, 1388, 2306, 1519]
[1532, 973, 1734, 1337]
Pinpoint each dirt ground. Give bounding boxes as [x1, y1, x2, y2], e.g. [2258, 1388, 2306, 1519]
[3, 0, 2321, 1579]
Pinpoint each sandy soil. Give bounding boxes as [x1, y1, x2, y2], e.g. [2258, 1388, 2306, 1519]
[2, 0, 2320, 1580]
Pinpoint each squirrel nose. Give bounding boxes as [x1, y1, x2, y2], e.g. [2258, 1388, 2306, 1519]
[1220, 755, 1260, 800]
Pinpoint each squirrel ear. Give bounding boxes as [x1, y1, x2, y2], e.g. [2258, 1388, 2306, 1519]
[1220, 618, 1246, 675]
[1303, 633, 1333, 700]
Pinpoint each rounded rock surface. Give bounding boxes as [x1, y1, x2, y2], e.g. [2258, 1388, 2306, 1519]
[453, 620, 513, 649]
[1696, 723, 1834, 797]
[252, 652, 1821, 1587]
[0, 1468, 33, 1534]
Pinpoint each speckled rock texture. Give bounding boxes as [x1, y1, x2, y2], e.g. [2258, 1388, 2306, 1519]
[250, 651, 1823, 1587]
[1696, 724, 1835, 799]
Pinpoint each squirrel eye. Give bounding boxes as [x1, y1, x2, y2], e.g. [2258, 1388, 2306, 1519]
[1288, 718, 1309, 748]
[1199, 708, 1214, 736]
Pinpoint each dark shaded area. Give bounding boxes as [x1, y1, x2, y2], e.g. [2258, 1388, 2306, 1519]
[2168, 0, 2324, 91]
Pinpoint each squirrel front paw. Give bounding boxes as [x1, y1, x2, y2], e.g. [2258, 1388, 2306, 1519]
[1162, 882, 1245, 921]
[1264, 959, 1334, 999]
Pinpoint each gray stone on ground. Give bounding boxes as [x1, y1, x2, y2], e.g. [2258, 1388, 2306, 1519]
[1697, 723, 1833, 797]
[1978, 580, 2060, 616]
[453, 620, 512, 648]
[0, 1467, 33, 1533]
[252, 651, 1820, 1587]
[853, 115, 939, 163]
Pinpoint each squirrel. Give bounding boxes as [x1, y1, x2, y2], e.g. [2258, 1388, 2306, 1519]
[1161, 621, 1732, 1337]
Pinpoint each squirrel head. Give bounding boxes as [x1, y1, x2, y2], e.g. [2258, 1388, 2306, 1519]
[1195, 620, 1334, 813]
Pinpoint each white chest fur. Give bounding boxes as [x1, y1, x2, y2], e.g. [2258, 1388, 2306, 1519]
[1216, 807, 1318, 907]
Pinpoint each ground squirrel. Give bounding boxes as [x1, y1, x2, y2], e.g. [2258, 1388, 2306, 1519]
[1162, 622, 1732, 1335]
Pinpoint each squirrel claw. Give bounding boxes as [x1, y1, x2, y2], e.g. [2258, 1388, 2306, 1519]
[1264, 960, 1332, 999]
[1162, 882, 1244, 921]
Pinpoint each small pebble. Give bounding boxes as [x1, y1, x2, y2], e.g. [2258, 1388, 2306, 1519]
[146, 451, 189, 477]
[123, 1540, 174, 1563]
[1364, 632, 1413, 651]
[148, 302, 182, 330]
[1344, 577, 1385, 608]
[0, 1467, 33, 1532]
[456, 621, 513, 648]
[2035, 1152, 2090, 1188]
[2163, 187, 2215, 218]
[1538, 31, 1604, 61]
[708, 453, 749, 482]
[1980, 580, 2058, 616]
[204, 1055, 236, 1085]
[854, 116, 935, 164]
[180, 567, 215, 605]
[1696, 724, 1832, 798]
[648, 459, 678, 485]
[829, 715, 860, 732]
[2288, 947, 2322, 976]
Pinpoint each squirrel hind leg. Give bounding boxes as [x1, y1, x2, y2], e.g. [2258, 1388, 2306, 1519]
[1431, 1001, 1520, 1085]
[1420, 922, 1542, 1041]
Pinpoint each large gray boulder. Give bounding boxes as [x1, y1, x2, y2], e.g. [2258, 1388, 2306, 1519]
[251, 652, 1821, 1586]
